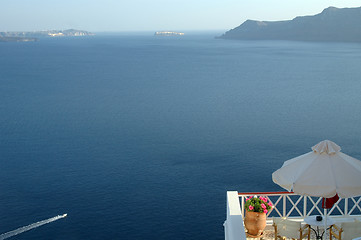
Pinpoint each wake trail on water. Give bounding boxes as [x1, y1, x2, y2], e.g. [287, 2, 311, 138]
[0, 214, 67, 240]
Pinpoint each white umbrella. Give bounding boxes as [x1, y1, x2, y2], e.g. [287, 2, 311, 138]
[272, 140, 361, 234]
[272, 140, 361, 199]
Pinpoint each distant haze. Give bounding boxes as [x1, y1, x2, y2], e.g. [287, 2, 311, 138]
[0, 0, 360, 32]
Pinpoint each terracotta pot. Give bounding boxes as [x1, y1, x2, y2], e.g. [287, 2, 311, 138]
[244, 211, 266, 237]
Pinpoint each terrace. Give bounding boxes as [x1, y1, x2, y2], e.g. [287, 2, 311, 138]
[224, 191, 361, 240]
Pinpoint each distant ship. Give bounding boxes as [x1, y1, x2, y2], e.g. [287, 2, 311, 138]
[154, 31, 184, 36]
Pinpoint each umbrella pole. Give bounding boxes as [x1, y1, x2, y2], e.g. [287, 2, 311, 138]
[324, 208, 327, 237]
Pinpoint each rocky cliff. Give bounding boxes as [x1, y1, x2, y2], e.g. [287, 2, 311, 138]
[219, 7, 361, 42]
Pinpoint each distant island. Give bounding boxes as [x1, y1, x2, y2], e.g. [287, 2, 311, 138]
[0, 29, 94, 42]
[155, 31, 184, 36]
[219, 6, 361, 42]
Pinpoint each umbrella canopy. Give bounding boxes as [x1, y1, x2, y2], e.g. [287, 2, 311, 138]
[272, 140, 361, 199]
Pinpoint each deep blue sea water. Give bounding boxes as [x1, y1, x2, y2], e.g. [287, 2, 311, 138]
[1, 33, 361, 239]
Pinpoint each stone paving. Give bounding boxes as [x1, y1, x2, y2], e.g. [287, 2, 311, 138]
[246, 225, 331, 240]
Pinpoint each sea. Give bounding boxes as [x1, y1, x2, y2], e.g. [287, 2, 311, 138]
[1, 32, 361, 240]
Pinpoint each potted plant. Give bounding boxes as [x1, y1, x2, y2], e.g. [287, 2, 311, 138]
[244, 196, 273, 237]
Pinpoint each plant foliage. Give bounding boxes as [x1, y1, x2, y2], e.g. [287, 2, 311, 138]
[245, 196, 272, 213]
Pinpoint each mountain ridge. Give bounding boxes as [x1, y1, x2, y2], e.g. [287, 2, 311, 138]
[219, 6, 361, 42]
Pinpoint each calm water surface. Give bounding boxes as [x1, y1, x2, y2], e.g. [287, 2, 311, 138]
[1, 33, 361, 239]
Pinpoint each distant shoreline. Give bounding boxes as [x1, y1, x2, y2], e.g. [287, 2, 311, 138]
[0, 36, 38, 42]
[0, 29, 94, 42]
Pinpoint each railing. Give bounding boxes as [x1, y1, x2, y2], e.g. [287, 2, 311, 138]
[238, 192, 361, 219]
[224, 191, 361, 240]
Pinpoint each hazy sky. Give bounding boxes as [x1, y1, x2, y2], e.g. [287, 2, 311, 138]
[1, 0, 360, 32]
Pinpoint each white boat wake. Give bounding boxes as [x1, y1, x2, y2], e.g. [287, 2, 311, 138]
[0, 214, 67, 240]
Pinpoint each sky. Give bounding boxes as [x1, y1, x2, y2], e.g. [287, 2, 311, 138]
[1, 0, 361, 32]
